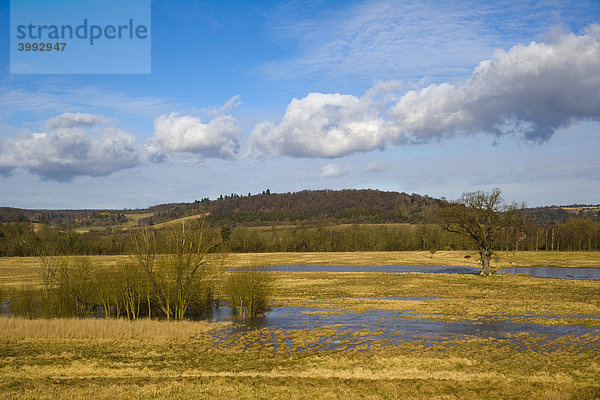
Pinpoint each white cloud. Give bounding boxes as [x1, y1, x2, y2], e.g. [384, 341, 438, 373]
[251, 25, 600, 158]
[0, 113, 140, 181]
[364, 162, 385, 173]
[320, 163, 349, 178]
[389, 24, 600, 142]
[249, 92, 389, 158]
[0, 96, 245, 180]
[146, 112, 241, 161]
[44, 112, 108, 130]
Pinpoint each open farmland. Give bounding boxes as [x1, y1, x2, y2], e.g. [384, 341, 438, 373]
[1, 251, 599, 399]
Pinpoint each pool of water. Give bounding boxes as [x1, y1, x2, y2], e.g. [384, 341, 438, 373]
[240, 264, 480, 274]
[497, 267, 600, 280]
[240, 264, 600, 280]
[212, 304, 600, 353]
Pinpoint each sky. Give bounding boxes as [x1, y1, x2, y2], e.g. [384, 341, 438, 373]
[0, 0, 599, 209]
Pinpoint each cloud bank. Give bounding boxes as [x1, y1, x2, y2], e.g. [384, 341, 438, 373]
[1, 104, 243, 180]
[390, 25, 600, 143]
[2, 27, 598, 182]
[251, 25, 600, 158]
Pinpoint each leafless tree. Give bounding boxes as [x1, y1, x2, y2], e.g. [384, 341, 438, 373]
[436, 188, 522, 275]
[131, 219, 219, 320]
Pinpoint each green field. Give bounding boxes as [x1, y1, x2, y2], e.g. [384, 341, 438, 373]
[1, 251, 599, 399]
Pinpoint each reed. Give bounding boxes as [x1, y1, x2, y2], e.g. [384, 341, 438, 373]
[0, 315, 227, 341]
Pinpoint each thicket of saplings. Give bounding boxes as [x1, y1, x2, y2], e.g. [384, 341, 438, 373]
[0, 221, 272, 321]
[2, 216, 599, 257]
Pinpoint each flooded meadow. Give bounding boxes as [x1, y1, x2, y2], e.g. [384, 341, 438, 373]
[1, 254, 599, 399]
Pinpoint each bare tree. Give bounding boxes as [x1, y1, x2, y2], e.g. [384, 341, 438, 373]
[436, 188, 522, 275]
[131, 219, 219, 320]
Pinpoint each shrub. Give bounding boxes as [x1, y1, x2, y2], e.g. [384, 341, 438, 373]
[7, 285, 40, 319]
[225, 267, 272, 319]
[40, 257, 95, 318]
[186, 284, 214, 320]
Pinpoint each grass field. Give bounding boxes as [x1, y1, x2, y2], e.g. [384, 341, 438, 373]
[1, 251, 599, 399]
[0, 250, 598, 288]
[150, 213, 210, 229]
[1, 317, 598, 399]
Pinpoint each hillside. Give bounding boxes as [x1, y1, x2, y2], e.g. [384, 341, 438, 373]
[142, 189, 441, 227]
[1, 189, 598, 230]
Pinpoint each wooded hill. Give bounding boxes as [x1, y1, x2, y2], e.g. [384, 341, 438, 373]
[1, 189, 598, 229]
[143, 189, 441, 227]
[1, 189, 599, 256]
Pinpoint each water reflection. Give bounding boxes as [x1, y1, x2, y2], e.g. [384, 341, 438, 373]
[214, 305, 598, 337]
[238, 265, 480, 274]
[212, 304, 600, 353]
[497, 267, 600, 280]
[238, 264, 600, 280]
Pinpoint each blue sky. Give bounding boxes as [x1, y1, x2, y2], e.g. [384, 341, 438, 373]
[0, 0, 599, 209]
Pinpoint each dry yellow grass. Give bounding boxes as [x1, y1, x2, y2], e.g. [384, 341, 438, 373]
[1, 253, 599, 399]
[1, 330, 598, 399]
[225, 250, 600, 271]
[0, 251, 597, 288]
[560, 205, 600, 212]
[150, 213, 210, 229]
[0, 316, 227, 341]
[120, 212, 155, 228]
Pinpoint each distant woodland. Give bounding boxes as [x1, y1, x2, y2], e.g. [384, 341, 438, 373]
[1, 189, 599, 256]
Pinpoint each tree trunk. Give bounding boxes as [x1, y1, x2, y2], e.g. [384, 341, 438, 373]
[480, 250, 492, 276]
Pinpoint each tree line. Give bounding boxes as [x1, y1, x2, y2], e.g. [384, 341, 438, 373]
[1, 217, 598, 258]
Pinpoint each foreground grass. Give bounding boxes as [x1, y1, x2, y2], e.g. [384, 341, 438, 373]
[1, 317, 599, 399]
[0, 317, 228, 341]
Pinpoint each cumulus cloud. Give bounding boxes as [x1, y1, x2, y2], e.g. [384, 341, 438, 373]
[319, 163, 349, 178]
[249, 92, 389, 158]
[0, 113, 140, 181]
[0, 96, 245, 180]
[146, 112, 241, 161]
[251, 25, 600, 158]
[389, 25, 600, 142]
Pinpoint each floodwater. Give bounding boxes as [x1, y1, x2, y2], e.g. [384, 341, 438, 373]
[3, 265, 598, 353]
[212, 301, 600, 353]
[243, 264, 600, 280]
[222, 265, 600, 352]
[497, 267, 600, 280]
[241, 265, 480, 274]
